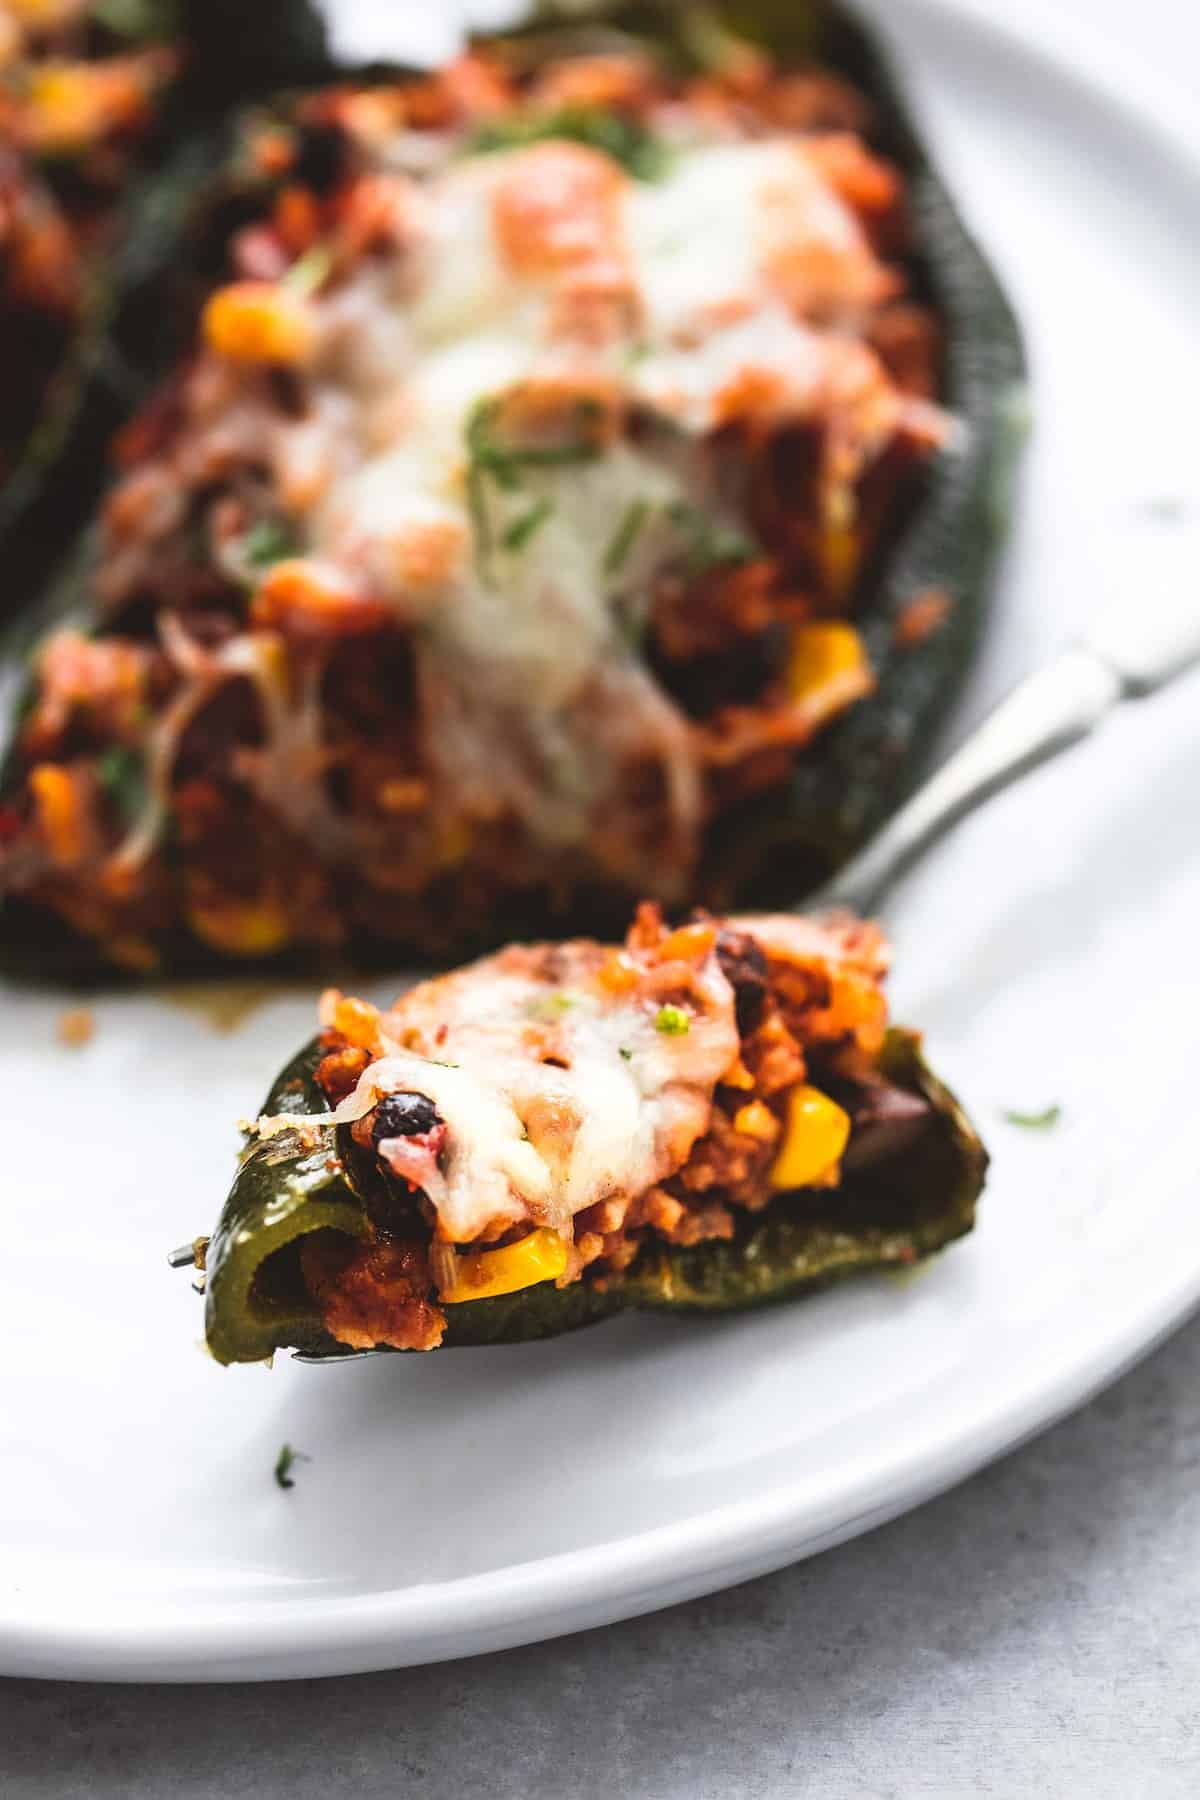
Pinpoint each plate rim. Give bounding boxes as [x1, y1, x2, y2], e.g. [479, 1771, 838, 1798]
[5, 0, 1200, 1681]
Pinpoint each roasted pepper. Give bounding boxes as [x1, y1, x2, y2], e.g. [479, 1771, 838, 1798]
[200, 1027, 985, 1363]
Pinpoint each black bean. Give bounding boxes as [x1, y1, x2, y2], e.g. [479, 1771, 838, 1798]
[292, 124, 350, 194]
[371, 1091, 441, 1146]
[840, 1080, 933, 1171]
[716, 930, 769, 1034]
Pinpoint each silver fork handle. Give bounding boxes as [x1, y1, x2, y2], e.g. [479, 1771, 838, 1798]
[817, 647, 1157, 916]
[818, 510, 1200, 915]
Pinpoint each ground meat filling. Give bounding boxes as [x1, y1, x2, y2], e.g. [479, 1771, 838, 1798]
[300, 1235, 445, 1353]
[294, 906, 931, 1351]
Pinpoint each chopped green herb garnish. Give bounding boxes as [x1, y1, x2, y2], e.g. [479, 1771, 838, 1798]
[241, 517, 299, 572]
[274, 1443, 309, 1490]
[95, 745, 147, 827]
[282, 244, 333, 297]
[466, 398, 525, 496]
[502, 497, 555, 552]
[1003, 1104, 1062, 1130]
[467, 397, 603, 482]
[466, 462, 493, 558]
[603, 497, 651, 577]
[654, 1004, 690, 1036]
[466, 397, 601, 564]
[618, 1046, 633, 1061]
[667, 501, 758, 575]
[466, 106, 668, 182]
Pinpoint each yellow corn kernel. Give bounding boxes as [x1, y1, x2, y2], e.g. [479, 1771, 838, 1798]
[187, 898, 291, 956]
[202, 281, 317, 365]
[26, 65, 98, 151]
[769, 1085, 851, 1191]
[733, 1099, 779, 1144]
[26, 59, 150, 154]
[439, 1227, 568, 1304]
[785, 622, 868, 703]
[29, 762, 84, 867]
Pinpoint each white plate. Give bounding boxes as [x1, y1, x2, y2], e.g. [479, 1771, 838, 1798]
[2, 0, 1199, 1683]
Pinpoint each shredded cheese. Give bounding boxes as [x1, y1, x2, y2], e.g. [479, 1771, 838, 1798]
[103, 128, 951, 885]
[258, 937, 739, 1245]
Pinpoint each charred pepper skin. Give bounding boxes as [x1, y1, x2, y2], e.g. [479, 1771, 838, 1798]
[200, 1028, 987, 1364]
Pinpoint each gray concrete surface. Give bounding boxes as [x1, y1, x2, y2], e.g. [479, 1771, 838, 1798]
[4, 1309, 1199, 1798]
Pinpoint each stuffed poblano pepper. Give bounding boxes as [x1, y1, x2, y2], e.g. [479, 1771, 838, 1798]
[188, 905, 986, 1361]
[0, 0, 343, 608]
[0, 0, 1024, 972]
[0, 1, 182, 567]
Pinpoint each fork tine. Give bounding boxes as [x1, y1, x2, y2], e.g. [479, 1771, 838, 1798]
[167, 1241, 202, 1269]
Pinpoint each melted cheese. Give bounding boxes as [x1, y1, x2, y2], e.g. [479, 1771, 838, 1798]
[87, 122, 948, 888]
[313, 941, 740, 1245]
[627, 142, 772, 338]
[211, 133, 940, 884]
